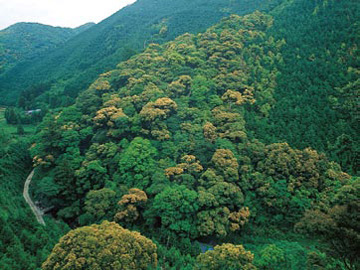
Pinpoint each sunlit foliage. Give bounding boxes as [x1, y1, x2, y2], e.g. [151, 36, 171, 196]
[42, 221, 157, 270]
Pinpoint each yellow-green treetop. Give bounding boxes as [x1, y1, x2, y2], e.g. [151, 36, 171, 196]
[165, 154, 203, 180]
[93, 106, 127, 127]
[115, 188, 148, 223]
[196, 243, 256, 270]
[140, 97, 178, 121]
[42, 221, 157, 270]
[203, 122, 217, 142]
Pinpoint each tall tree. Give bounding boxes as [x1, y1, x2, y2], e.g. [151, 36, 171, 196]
[196, 243, 256, 270]
[42, 221, 157, 270]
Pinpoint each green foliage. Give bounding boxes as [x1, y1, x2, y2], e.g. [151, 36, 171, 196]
[116, 137, 158, 189]
[81, 188, 117, 224]
[149, 185, 199, 238]
[255, 244, 285, 269]
[158, 249, 195, 269]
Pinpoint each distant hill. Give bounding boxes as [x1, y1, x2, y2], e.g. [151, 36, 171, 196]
[0, 0, 272, 106]
[0, 22, 95, 75]
[72, 22, 96, 35]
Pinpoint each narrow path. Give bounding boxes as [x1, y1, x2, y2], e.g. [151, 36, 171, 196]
[23, 169, 46, 226]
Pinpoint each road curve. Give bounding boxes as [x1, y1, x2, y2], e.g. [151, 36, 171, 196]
[23, 169, 46, 226]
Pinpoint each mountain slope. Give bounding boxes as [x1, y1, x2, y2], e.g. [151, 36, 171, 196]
[31, 8, 349, 237]
[0, 22, 94, 75]
[30, 9, 355, 268]
[1, 0, 358, 268]
[0, 0, 272, 106]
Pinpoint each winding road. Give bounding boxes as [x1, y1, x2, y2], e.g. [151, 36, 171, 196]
[23, 169, 46, 226]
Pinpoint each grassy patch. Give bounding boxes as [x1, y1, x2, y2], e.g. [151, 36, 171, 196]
[0, 107, 37, 136]
[0, 107, 6, 124]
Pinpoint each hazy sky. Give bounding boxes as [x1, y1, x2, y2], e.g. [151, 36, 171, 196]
[0, 0, 136, 30]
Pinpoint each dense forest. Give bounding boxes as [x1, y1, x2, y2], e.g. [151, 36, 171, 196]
[0, 0, 359, 269]
[0, 0, 274, 106]
[250, 0, 359, 175]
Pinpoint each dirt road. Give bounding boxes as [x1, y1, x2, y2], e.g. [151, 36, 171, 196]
[23, 169, 46, 226]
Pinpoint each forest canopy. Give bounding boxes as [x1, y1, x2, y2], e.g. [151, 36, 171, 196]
[0, 0, 359, 269]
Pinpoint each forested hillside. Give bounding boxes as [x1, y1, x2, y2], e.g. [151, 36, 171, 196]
[248, 0, 360, 175]
[0, 22, 94, 75]
[0, 0, 359, 269]
[0, 0, 273, 106]
[30, 6, 359, 270]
